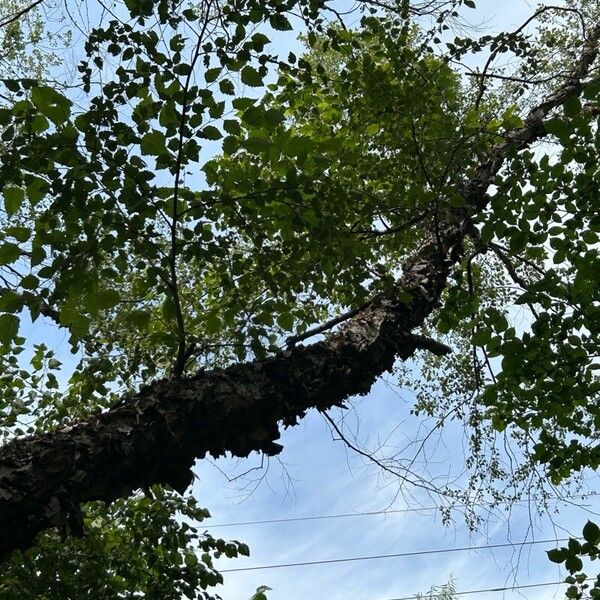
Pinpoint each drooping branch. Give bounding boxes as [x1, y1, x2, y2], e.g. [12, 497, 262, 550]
[0, 18, 598, 563]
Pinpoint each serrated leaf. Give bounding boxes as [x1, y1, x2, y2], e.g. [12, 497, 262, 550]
[0, 313, 19, 344]
[159, 104, 179, 128]
[30, 86, 72, 125]
[243, 137, 270, 154]
[204, 312, 221, 335]
[125, 309, 151, 328]
[545, 118, 571, 143]
[6, 226, 30, 242]
[269, 13, 292, 30]
[232, 97, 255, 110]
[0, 290, 23, 312]
[140, 131, 167, 155]
[241, 66, 263, 87]
[277, 312, 294, 330]
[200, 125, 222, 140]
[219, 79, 235, 95]
[204, 68, 221, 83]
[3, 186, 24, 216]
[0, 243, 20, 265]
[223, 119, 241, 135]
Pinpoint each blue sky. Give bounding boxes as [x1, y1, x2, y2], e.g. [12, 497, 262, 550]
[196, 377, 600, 600]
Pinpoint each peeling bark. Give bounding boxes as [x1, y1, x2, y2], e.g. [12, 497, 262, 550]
[0, 23, 598, 561]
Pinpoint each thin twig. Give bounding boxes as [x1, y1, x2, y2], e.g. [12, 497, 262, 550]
[0, 0, 44, 28]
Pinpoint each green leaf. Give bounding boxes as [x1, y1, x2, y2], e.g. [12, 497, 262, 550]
[200, 125, 222, 140]
[222, 135, 239, 155]
[565, 555, 583, 573]
[547, 548, 566, 563]
[204, 312, 221, 335]
[20, 275, 39, 290]
[159, 105, 179, 128]
[472, 328, 490, 346]
[284, 135, 313, 157]
[125, 309, 151, 328]
[204, 68, 221, 83]
[509, 230, 528, 253]
[0, 243, 20, 265]
[223, 119, 241, 135]
[0, 290, 23, 312]
[184, 552, 198, 567]
[30, 86, 72, 125]
[0, 313, 19, 344]
[27, 177, 48, 205]
[219, 79, 235, 95]
[162, 296, 178, 321]
[544, 118, 571, 143]
[251, 586, 272, 600]
[243, 137, 270, 154]
[88, 289, 121, 311]
[269, 13, 292, 30]
[6, 226, 30, 242]
[232, 97, 255, 110]
[241, 66, 263, 87]
[583, 521, 600, 545]
[140, 131, 167, 156]
[277, 312, 294, 330]
[3, 186, 24, 216]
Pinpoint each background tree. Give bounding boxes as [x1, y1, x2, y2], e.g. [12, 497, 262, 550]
[0, 0, 599, 597]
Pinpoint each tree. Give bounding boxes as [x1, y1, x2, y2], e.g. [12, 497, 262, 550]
[416, 579, 456, 600]
[0, 0, 599, 596]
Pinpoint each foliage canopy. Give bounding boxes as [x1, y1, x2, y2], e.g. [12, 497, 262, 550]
[0, 0, 599, 597]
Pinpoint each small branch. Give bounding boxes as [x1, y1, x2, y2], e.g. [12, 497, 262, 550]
[357, 210, 430, 239]
[170, 0, 213, 377]
[473, 5, 585, 110]
[0, 0, 44, 28]
[465, 72, 560, 86]
[411, 119, 434, 189]
[322, 411, 452, 498]
[489, 244, 540, 319]
[285, 296, 379, 347]
[406, 333, 452, 356]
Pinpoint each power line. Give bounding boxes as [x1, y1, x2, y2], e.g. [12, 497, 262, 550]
[208, 506, 441, 528]
[220, 537, 568, 573]
[205, 493, 600, 529]
[384, 578, 594, 600]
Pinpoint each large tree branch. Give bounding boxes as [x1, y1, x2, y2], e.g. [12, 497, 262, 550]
[0, 21, 598, 561]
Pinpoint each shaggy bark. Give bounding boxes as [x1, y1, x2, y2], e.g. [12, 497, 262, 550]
[0, 24, 598, 560]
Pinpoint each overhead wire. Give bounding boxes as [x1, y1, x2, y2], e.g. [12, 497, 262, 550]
[383, 578, 594, 600]
[205, 493, 600, 529]
[220, 537, 570, 573]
